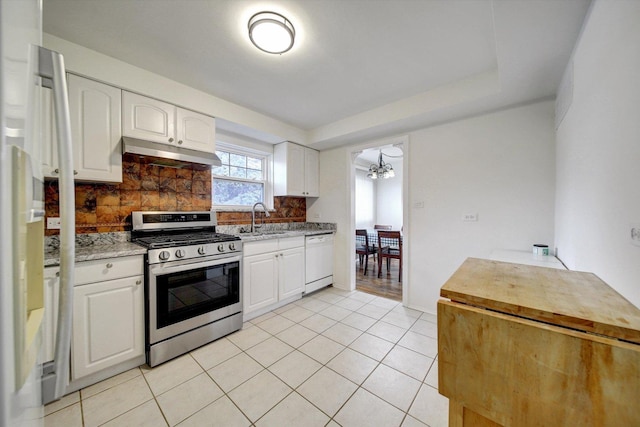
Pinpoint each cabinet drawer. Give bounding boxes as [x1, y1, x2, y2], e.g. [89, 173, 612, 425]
[279, 236, 305, 250]
[243, 239, 279, 257]
[75, 255, 144, 286]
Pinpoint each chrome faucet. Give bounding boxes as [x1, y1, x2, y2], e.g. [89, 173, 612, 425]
[251, 202, 271, 232]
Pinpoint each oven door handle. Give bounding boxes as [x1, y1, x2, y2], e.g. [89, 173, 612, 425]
[148, 255, 242, 276]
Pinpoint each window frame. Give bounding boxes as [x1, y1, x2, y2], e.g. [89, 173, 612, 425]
[211, 142, 273, 211]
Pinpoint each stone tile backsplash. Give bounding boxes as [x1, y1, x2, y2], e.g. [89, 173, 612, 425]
[44, 153, 306, 235]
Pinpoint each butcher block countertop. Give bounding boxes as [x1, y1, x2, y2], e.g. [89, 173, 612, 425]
[440, 257, 640, 344]
[438, 257, 640, 427]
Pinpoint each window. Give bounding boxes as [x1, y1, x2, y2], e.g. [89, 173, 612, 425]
[212, 145, 271, 209]
[355, 168, 375, 228]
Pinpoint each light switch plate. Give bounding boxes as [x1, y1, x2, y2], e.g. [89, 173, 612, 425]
[463, 213, 478, 222]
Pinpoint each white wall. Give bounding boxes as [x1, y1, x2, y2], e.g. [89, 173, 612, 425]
[408, 101, 556, 312]
[555, 1, 640, 308]
[376, 159, 403, 230]
[309, 101, 557, 310]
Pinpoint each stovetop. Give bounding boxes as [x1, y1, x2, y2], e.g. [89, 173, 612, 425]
[133, 232, 240, 249]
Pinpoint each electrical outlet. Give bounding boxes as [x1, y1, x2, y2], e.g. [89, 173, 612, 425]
[313, 213, 321, 219]
[47, 217, 61, 230]
[463, 213, 478, 222]
[631, 224, 640, 247]
[413, 201, 424, 209]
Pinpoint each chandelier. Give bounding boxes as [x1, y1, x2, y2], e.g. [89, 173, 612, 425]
[367, 150, 395, 179]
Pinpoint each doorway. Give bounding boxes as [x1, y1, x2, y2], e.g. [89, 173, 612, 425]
[349, 137, 408, 304]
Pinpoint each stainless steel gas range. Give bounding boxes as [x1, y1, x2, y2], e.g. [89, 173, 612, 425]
[131, 211, 242, 367]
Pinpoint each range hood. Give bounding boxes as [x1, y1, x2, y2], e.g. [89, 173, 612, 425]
[122, 137, 222, 169]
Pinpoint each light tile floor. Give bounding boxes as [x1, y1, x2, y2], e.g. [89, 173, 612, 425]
[44, 287, 448, 427]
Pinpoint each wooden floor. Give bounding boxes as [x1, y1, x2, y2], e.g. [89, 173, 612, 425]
[355, 256, 402, 301]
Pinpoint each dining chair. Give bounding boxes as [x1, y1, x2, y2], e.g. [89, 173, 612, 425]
[374, 224, 392, 230]
[355, 229, 375, 275]
[377, 230, 402, 281]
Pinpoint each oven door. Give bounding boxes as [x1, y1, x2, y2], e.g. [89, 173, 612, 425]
[148, 253, 242, 344]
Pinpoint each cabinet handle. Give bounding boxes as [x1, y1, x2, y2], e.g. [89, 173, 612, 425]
[177, 140, 183, 145]
[55, 271, 60, 277]
[53, 168, 78, 176]
[106, 262, 113, 268]
[280, 253, 284, 257]
[136, 279, 142, 285]
[275, 254, 279, 258]
[168, 137, 174, 143]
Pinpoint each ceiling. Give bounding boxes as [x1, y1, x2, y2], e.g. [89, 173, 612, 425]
[43, 0, 591, 149]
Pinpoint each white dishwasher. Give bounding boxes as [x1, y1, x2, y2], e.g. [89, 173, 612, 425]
[305, 233, 334, 293]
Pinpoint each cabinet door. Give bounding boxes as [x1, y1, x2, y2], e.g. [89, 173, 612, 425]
[72, 275, 144, 380]
[68, 75, 122, 182]
[286, 144, 306, 196]
[304, 148, 319, 197]
[274, 142, 305, 197]
[176, 108, 215, 152]
[278, 247, 305, 300]
[41, 86, 59, 178]
[43, 267, 60, 364]
[243, 252, 278, 314]
[122, 91, 175, 145]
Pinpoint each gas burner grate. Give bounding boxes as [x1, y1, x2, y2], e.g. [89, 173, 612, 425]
[134, 232, 240, 249]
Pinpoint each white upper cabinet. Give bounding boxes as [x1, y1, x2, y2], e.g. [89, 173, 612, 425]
[68, 75, 122, 182]
[304, 147, 320, 197]
[43, 75, 122, 182]
[122, 91, 175, 145]
[123, 91, 216, 152]
[176, 108, 216, 152]
[274, 142, 320, 197]
[41, 86, 59, 177]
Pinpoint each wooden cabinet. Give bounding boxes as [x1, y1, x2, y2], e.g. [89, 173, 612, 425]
[71, 256, 144, 380]
[243, 236, 305, 318]
[438, 258, 640, 427]
[123, 91, 215, 152]
[274, 142, 319, 197]
[43, 75, 122, 182]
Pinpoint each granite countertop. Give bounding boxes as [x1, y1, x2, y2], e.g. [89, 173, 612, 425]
[45, 241, 147, 267]
[237, 229, 335, 242]
[44, 225, 336, 266]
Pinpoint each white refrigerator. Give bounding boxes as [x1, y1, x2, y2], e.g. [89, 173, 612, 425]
[1, 0, 76, 425]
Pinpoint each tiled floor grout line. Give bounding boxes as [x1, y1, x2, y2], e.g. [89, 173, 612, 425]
[49, 287, 442, 427]
[245, 297, 432, 425]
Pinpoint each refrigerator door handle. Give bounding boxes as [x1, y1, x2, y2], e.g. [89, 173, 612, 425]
[38, 46, 75, 402]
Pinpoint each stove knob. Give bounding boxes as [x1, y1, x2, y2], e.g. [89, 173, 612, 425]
[218, 244, 225, 252]
[159, 251, 170, 261]
[229, 242, 236, 251]
[198, 246, 206, 255]
[175, 249, 185, 258]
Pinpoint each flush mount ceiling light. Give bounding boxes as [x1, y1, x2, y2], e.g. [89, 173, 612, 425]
[248, 11, 295, 54]
[367, 150, 395, 180]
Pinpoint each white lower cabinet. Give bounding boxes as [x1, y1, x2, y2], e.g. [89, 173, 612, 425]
[43, 267, 60, 364]
[71, 256, 144, 381]
[279, 247, 305, 300]
[243, 237, 305, 318]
